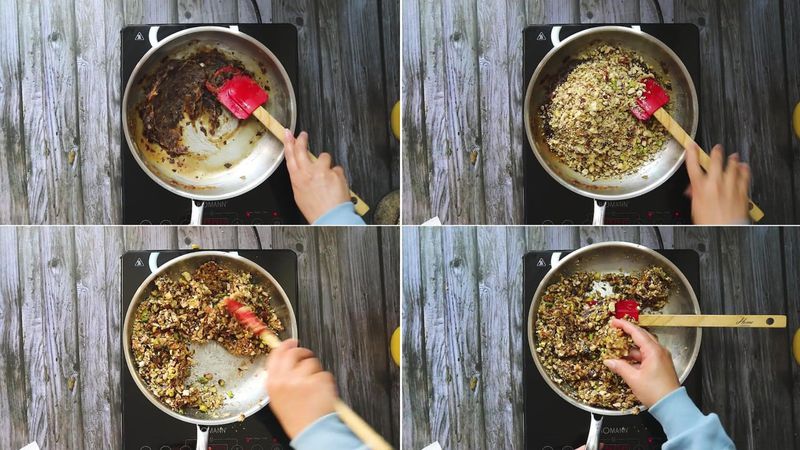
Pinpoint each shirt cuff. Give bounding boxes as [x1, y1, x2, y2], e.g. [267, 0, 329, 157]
[313, 202, 366, 226]
[649, 386, 705, 439]
[290, 413, 367, 450]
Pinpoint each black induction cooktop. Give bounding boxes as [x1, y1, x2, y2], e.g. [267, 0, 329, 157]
[121, 24, 305, 225]
[523, 24, 700, 225]
[121, 249, 297, 450]
[523, 249, 702, 450]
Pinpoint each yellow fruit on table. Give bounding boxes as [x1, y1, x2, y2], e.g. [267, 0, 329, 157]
[794, 329, 800, 365]
[794, 102, 800, 140]
[391, 326, 400, 366]
[391, 101, 400, 140]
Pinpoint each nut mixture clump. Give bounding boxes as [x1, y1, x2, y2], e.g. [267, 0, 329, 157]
[540, 45, 671, 179]
[131, 261, 284, 413]
[534, 266, 672, 411]
[136, 48, 266, 158]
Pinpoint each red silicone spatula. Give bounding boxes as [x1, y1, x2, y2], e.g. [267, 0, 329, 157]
[219, 298, 393, 450]
[612, 298, 784, 328]
[206, 66, 369, 216]
[631, 78, 764, 222]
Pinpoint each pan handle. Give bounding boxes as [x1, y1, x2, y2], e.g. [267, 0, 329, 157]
[586, 413, 603, 450]
[190, 200, 205, 225]
[592, 200, 606, 225]
[195, 425, 209, 450]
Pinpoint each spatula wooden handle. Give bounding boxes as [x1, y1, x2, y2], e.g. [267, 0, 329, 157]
[652, 108, 764, 222]
[334, 401, 394, 450]
[252, 106, 370, 217]
[639, 314, 786, 328]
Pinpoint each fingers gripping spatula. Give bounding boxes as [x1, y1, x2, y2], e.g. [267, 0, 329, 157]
[220, 298, 393, 450]
[631, 78, 764, 222]
[207, 67, 370, 216]
[613, 299, 785, 328]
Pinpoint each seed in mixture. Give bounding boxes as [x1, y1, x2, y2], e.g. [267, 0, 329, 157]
[131, 260, 284, 413]
[539, 45, 671, 179]
[534, 266, 672, 411]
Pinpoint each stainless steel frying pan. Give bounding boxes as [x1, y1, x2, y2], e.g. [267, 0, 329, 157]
[524, 26, 699, 224]
[527, 242, 701, 449]
[123, 251, 298, 450]
[122, 26, 297, 224]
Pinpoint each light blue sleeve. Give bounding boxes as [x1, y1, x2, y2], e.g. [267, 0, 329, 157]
[290, 413, 368, 450]
[312, 202, 366, 226]
[649, 387, 735, 450]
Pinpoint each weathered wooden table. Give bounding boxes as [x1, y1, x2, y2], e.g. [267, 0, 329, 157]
[402, 226, 800, 449]
[402, 0, 800, 224]
[0, 226, 400, 449]
[0, 0, 399, 224]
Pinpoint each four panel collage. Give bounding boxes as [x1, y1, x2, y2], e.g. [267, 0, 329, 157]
[0, 1, 798, 450]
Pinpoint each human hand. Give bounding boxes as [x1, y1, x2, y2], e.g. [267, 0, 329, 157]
[266, 339, 338, 439]
[685, 143, 751, 224]
[602, 318, 680, 408]
[283, 130, 352, 223]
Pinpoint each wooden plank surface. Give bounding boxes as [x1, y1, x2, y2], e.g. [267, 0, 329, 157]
[0, 0, 398, 224]
[379, 226, 401, 445]
[76, 0, 124, 224]
[380, 0, 401, 189]
[238, 0, 272, 23]
[715, 0, 794, 223]
[316, 0, 395, 220]
[316, 228, 396, 441]
[672, 226, 730, 421]
[0, 228, 29, 450]
[123, 0, 179, 23]
[402, 226, 800, 449]
[0, 0, 28, 223]
[39, 0, 83, 224]
[399, 0, 432, 221]
[74, 226, 125, 449]
[402, 0, 799, 224]
[476, 227, 525, 448]
[0, 226, 399, 448]
[17, 0, 48, 224]
[400, 227, 432, 447]
[439, 228, 483, 448]
[476, 0, 525, 224]
[781, 227, 800, 449]
[427, 0, 484, 224]
[714, 228, 794, 448]
[784, 0, 800, 219]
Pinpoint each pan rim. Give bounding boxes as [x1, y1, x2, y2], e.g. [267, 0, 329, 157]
[122, 250, 298, 426]
[523, 25, 700, 202]
[526, 241, 702, 416]
[121, 25, 297, 202]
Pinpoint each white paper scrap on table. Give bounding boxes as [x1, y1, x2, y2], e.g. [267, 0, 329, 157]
[421, 217, 442, 226]
[20, 443, 40, 450]
[422, 442, 442, 450]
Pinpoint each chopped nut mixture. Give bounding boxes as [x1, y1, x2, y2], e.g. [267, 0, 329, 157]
[131, 261, 284, 413]
[535, 266, 672, 410]
[136, 48, 266, 158]
[540, 45, 671, 179]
